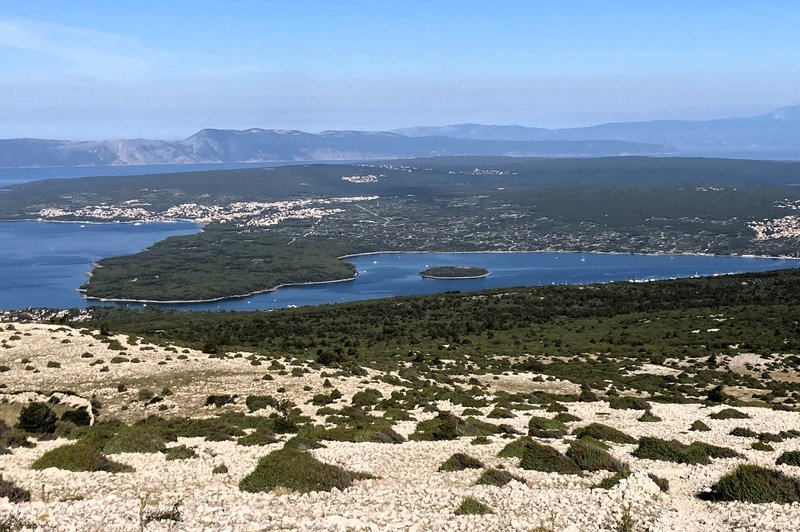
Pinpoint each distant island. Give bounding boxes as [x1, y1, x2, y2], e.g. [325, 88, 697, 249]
[420, 266, 490, 279]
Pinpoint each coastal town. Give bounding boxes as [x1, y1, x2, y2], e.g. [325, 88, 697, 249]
[33, 196, 380, 227]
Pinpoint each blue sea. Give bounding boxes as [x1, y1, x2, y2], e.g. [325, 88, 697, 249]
[0, 221, 798, 311]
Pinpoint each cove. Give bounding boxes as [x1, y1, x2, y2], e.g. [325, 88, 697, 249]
[1, 221, 799, 311]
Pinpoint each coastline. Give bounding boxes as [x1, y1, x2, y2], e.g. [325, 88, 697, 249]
[81, 273, 358, 305]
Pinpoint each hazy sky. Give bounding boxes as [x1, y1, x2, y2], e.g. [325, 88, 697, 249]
[1, 0, 799, 139]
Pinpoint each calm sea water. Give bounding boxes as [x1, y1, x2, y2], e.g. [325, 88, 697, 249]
[1, 221, 798, 311]
[0, 160, 361, 187]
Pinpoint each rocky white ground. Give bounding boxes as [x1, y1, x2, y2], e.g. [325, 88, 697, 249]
[2, 324, 800, 531]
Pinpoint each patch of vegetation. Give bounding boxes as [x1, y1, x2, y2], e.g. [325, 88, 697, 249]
[0, 476, 30, 503]
[638, 410, 662, 422]
[690, 420, 711, 432]
[16, 402, 57, 434]
[476, 467, 525, 487]
[554, 412, 581, 423]
[498, 436, 535, 459]
[752, 441, 774, 452]
[567, 439, 628, 473]
[702, 464, 800, 504]
[520, 441, 581, 475]
[31, 442, 133, 473]
[528, 416, 566, 439]
[633, 437, 740, 465]
[163, 445, 197, 461]
[593, 470, 631, 490]
[776, 451, 800, 467]
[648, 473, 670, 493]
[143, 502, 181, 526]
[237, 427, 279, 446]
[608, 396, 651, 411]
[454, 496, 493, 516]
[205, 394, 237, 408]
[420, 266, 489, 279]
[103, 425, 166, 454]
[709, 408, 750, 420]
[573, 423, 636, 445]
[730, 427, 757, 438]
[439, 453, 485, 472]
[239, 446, 372, 493]
[410, 411, 497, 441]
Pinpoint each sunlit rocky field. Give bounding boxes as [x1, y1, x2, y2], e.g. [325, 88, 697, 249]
[2, 323, 800, 531]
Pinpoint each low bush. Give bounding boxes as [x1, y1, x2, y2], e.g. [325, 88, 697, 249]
[638, 410, 661, 423]
[31, 442, 133, 472]
[439, 453, 484, 472]
[476, 467, 525, 486]
[205, 394, 236, 408]
[730, 427, 757, 438]
[573, 423, 636, 445]
[776, 451, 800, 467]
[567, 439, 628, 473]
[487, 407, 515, 419]
[554, 412, 581, 423]
[752, 441, 774, 452]
[16, 402, 57, 434]
[60, 408, 91, 427]
[103, 425, 166, 454]
[162, 445, 196, 461]
[633, 437, 740, 465]
[212, 464, 228, 474]
[498, 436, 535, 459]
[593, 470, 630, 490]
[351, 389, 382, 408]
[454, 496, 493, 515]
[237, 427, 279, 446]
[410, 412, 497, 441]
[648, 473, 670, 493]
[709, 408, 750, 420]
[608, 396, 651, 411]
[690, 420, 711, 432]
[239, 446, 371, 493]
[702, 464, 800, 503]
[528, 416, 566, 439]
[520, 441, 581, 474]
[0, 476, 30, 503]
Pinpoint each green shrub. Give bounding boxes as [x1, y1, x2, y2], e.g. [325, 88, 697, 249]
[648, 473, 669, 493]
[498, 436, 535, 459]
[212, 464, 228, 474]
[776, 451, 800, 467]
[143, 502, 181, 526]
[710, 408, 750, 420]
[162, 445, 196, 460]
[60, 408, 91, 427]
[16, 402, 57, 434]
[476, 467, 525, 487]
[573, 423, 636, 444]
[0, 476, 30, 503]
[31, 442, 133, 473]
[439, 453, 484, 472]
[567, 439, 628, 473]
[351, 389, 383, 408]
[730, 427, 757, 438]
[703, 464, 800, 503]
[239, 447, 371, 493]
[138, 389, 154, 402]
[46, 361, 61, 368]
[237, 427, 279, 446]
[633, 437, 739, 465]
[690, 420, 711, 432]
[608, 396, 651, 411]
[103, 425, 166, 454]
[454, 496, 493, 515]
[520, 441, 581, 474]
[410, 412, 497, 441]
[554, 412, 581, 423]
[528, 416, 566, 439]
[638, 410, 661, 423]
[752, 441, 774, 452]
[593, 470, 630, 490]
[245, 395, 278, 412]
[205, 394, 236, 407]
[471, 435, 491, 445]
[488, 407, 515, 419]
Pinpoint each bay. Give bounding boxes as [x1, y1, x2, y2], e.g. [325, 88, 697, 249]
[0, 221, 798, 311]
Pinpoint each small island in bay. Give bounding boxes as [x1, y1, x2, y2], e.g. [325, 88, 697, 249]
[419, 266, 490, 279]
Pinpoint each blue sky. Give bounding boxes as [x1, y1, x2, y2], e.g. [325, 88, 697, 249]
[1, 0, 799, 139]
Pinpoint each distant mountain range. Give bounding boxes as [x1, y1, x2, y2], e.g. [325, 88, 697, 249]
[1, 105, 798, 168]
[394, 105, 800, 157]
